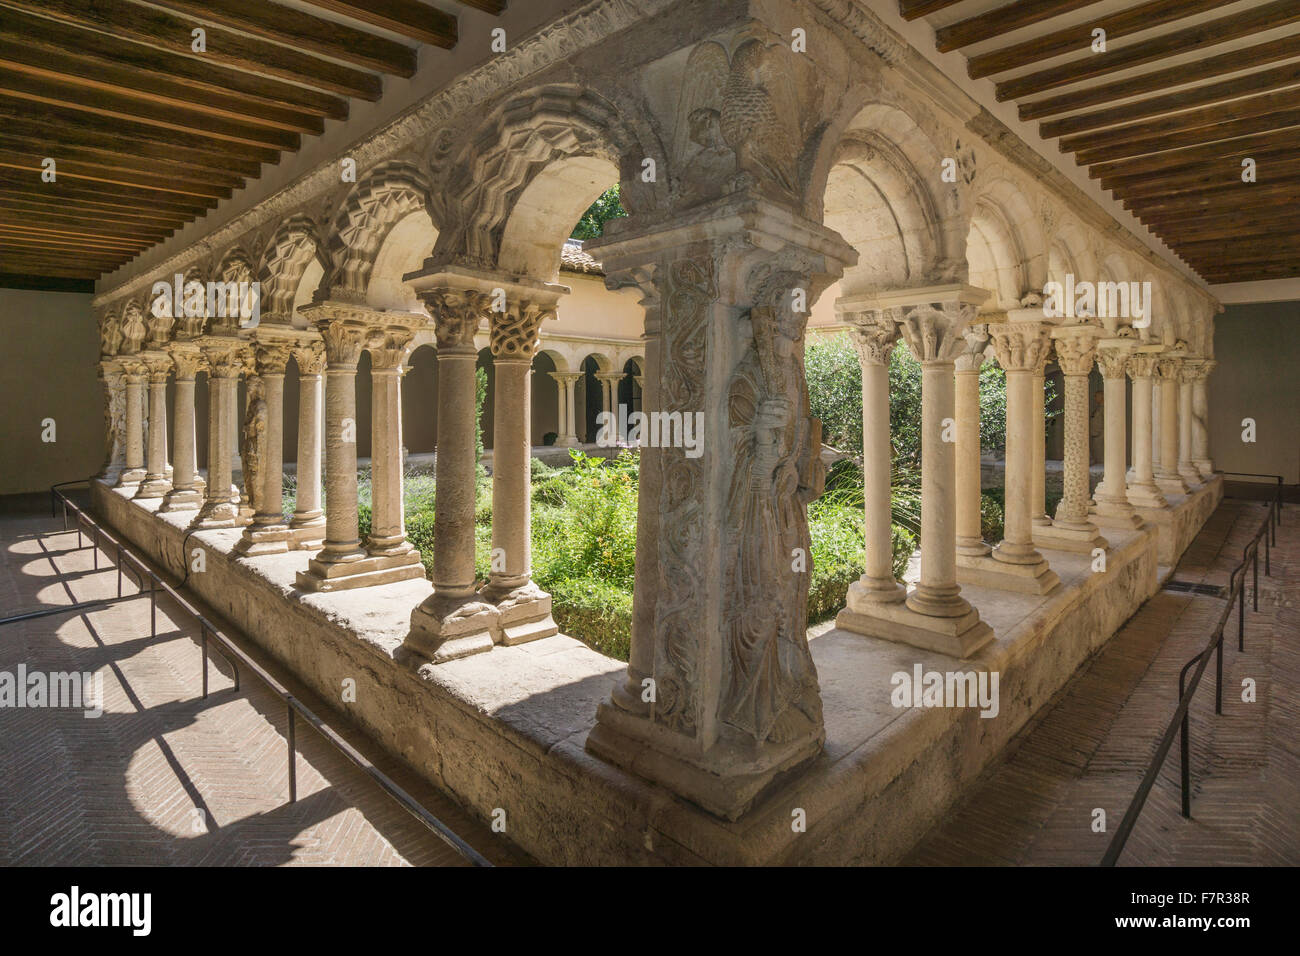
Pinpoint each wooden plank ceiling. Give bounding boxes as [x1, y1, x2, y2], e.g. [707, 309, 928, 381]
[0, 0, 503, 285]
[902, 0, 1300, 285]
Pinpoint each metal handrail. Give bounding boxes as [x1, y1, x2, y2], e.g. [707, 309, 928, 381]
[43, 480, 492, 867]
[1221, 472, 1283, 545]
[1101, 497, 1278, 866]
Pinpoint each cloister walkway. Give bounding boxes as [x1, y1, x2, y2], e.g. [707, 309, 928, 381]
[0, 506, 526, 866]
[906, 499, 1298, 866]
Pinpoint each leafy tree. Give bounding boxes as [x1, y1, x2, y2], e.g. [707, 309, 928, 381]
[570, 185, 627, 241]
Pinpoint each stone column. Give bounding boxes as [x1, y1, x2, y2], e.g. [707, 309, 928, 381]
[969, 318, 1059, 593]
[843, 309, 905, 603]
[1125, 348, 1167, 509]
[97, 360, 127, 482]
[596, 372, 623, 427]
[192, 339, 245, 528]
[1091, 340, 1142, 529]
[840, 289, 994, 658]
[549, 372, 581, 447]
[1154, 354, 1190, 495]
[586, 205, 854, 821]
[290, 340, 326, 549]
[363, 320, 424, 579]
[1188, 360, 1216, 478]
[406, 281, 502, 660]
[481, 294, 561, 644]
[954, 324, 989, 559]
[1177, 367, 1201, 487]
[117, 360, 147, 487]
[160, 345, 206, 512]
[1034, 325, 1107, 553]
[1150, 379, 1162, 475]
[235, 343, 293, 555]
[1031, 357, 1051, 528]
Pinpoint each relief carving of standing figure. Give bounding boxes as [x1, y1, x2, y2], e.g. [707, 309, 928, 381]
[241, 377, 268, 516]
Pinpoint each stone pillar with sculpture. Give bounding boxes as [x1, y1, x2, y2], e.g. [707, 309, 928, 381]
[585, 201, 852, 821]
[235, 341, 293, 555]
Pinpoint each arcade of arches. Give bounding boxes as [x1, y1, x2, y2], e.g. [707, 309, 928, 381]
[84, 3, 1232, 865]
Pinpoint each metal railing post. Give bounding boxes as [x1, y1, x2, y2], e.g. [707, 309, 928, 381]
[287, 707, 297, 804]
[1178, 659, 1194, 818]
[201, 626, 209, 700]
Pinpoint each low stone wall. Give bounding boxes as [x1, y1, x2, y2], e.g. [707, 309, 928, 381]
[92, 477, 1221, 865]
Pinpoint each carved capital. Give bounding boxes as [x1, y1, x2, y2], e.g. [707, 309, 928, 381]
[986, 321, 1052, 373]
[1095, 347, 1131, 380]
[168, 345, 206, 381]
[318, 320, 368, 367]
[1051, 325, 1100, 376]
[1126, 352, 1160, 381]
[291, 342, 327, 376]
[1153, 356, 1183, 382]
[142, 354, 173, 384]
[955, 323, 989, 373]
[420, 288, 489, 353]
[845, 309, 901, 367]
[366, 326, 415, 370]
[489, 299, 553, 361]
[200, 341, 247, 379]
[897, 301, 976, 365]
[254, 343, 293, 376]
[145, 310, 174, 350]
[1181, 358, 1215, 383]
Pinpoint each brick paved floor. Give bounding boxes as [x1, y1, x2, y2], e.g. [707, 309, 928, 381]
[905, 498, 1298, 866]
[0, 509, 529, 866]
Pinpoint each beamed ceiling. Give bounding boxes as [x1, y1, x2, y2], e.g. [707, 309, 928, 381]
[903, 0, 1300, 285]
[0, 0, 502, 287]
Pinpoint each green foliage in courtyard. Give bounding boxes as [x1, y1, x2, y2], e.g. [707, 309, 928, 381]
[569, 185, 627, 241]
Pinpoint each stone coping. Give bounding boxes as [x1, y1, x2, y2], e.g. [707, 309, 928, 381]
[92, 478, 1221, 864]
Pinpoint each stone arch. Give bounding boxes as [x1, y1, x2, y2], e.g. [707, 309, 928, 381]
[434, 85, 668, 279]
[537, 346, 572, 374]
[969, 176, 1046, 306]
[809, 95, 967, 294]
[324, 160, 436, 301]
[118, 300, 147, 355]
[258, 216, 328, 321]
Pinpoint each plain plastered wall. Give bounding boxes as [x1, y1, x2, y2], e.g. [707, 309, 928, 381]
[0, 288, 101, 495]
[1210, 301, 1300, 484]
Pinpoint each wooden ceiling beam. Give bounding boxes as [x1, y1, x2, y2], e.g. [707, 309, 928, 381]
[0, 138, 245, 192]
[1201, 265, 1300, 282]
[1111, 159, 1300, 202]
[1128, 181, 1298, 213]
[1139, 204, 1300, 235]
[297, 0, 457, 48]
[0, 229, 151, 254]
[1, 122, 264, 180]
[994, 0, 1300, 100]
[0, 66, 303, 151]
[1101, 149, 1299, 192]
[1072, 110, 1300, 165]
[0, 178, 216, 218]
[1041, 62, 1300, 139]
[0, 0, 384, 100]
[0, 38, 325, 135]
[0, 155, 234, 201]
[0, 7, 348, 120]
[899, 0, 966, 20]
[143, 0, 417, 77]
[937, 0, 1105, 53]
[0, 99, 282, 167]
[1089, 128, 1300, 181]
[454, 0, 505, 13]
[1060, 92, 1300, 155]
[0, 210, 171, 243]
[0, 243, 125, 266]
[970, 0, 1235, 80]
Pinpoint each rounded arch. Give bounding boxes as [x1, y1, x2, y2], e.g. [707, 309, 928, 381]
[118, 300, 147, 354]
[434, 85, 668, 277]
[970, 176, 1045, 304]
[808, 96, 966, 294]
[367, 208, 438, 311]
[258, 215, 327, 320]
[537, 346, 573, 374]
[325, 160, 436, 301]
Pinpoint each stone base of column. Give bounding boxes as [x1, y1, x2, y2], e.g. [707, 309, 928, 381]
[555, 436, 578, 448]
[479, 580, 560, 646]
[1090, 500, 1145, 530]
[288, 510, 325, 550]
[134, 475, 170, 499]
[957, 552, 1060, 595]
[159, 486, 204, 512]
[234, 520, 293, 557]
[1031, 514, 1053, 528]
[191, 500, 240, 530]
[1155, 473, 1191, 496]
[586, 702, 824, 822]
[843, 575, 907, 607]
[116, 468, 146, 488]
[1126, 481, 1168, 510]
[837, 598, 994, 658]
[1032, 521, 1108, 554]
[295, 549, 424, 593]
[956, 537, 991, 558]
[1178, 464, 1204, 487]
[1194, 460, 1215, 480]
[405, 593, 502, 664]
[236, 503, 255, 527]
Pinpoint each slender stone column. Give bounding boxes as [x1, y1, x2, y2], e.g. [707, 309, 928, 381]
[406, 282, 502, 660]
[1035, 325, 1107, 553]
[1091, 340, 1142, 529]
[481, 294, 561, 644]
[1177, 369, 1201, 486]
[1188, 360, 1216, 478]
[1154, 354, 1190, 495]
[954, 324, 990, 558]
[117, 360, 147, 487]
[364, 322, 422, 570]
[160, 345, 206, 512]
[1150, 380, 1162, 475]
[97, 360, 127, 482]
[290, 340, 326, 548]
[236, 343, 293, 555]
[192, 340, 245, 528]
[968, 319, 1060, 593]
[1125, 348, 1167, 509]
[1031, 358, 1051, 528]
[844, 309, 905, 603]
[549, 372, 581, 447]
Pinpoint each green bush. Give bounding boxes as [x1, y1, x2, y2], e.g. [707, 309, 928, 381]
[548, 576, 632, 660]
[980, 492, 1004, 544]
